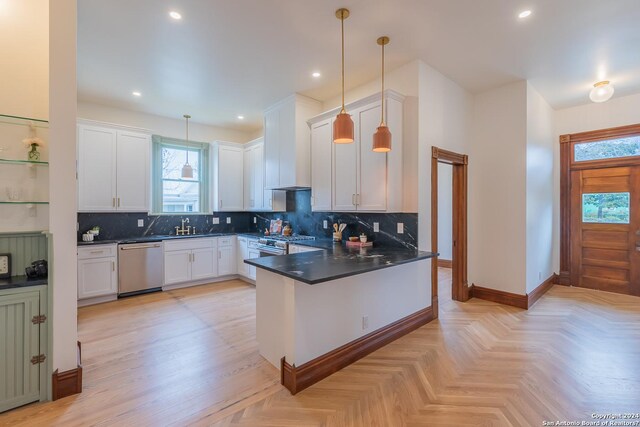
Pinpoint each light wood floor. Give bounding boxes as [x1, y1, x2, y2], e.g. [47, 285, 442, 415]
[2, 271, 640, 426]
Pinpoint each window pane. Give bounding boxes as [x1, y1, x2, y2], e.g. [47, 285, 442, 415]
[575, 136, 640, 162]
[162, 147, 200, 180]
[162, 181, 200, 213]
[582, 192, 630, 224]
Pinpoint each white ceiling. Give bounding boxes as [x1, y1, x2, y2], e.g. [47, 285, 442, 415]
[78, 0, 640, 132]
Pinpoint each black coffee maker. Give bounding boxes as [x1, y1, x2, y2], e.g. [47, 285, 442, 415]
[25, 260, 47, 278]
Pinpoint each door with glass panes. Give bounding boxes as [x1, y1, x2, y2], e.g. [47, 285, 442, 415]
[570, 156, 640, 296]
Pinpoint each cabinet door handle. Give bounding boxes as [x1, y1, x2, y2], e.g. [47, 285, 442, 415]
[112, 261, 115, 271]
[220, 199, 223, 208]
[218, 251, 222, 259]
[352, 194, 356, 206]
[117, 197, 120, 207]
[192, 253, 195, 263]
[112, 197, 116, 207]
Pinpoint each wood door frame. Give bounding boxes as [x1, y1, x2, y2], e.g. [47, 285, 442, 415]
[559, 123, 640, 285]
[431, 147, 469, 318]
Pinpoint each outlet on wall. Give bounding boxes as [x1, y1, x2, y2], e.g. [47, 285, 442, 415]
[362, 315, 369, 330]
[323, 220, 328, 229]
[137, 219, 144, 227]
[212, 217, 220, 225]
[373, 222, 379, 232]
[397, 223, 404, 234]
[253, 217, 257, 224]
[226, 217, 231, 224]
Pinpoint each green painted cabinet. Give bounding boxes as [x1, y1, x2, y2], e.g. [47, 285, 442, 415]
[0, 285, 48, 413]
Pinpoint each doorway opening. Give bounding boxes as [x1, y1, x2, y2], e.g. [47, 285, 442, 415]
[431, 147, 469, 318]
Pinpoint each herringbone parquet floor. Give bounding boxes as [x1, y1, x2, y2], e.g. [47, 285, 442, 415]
[2, 270, 639, 426]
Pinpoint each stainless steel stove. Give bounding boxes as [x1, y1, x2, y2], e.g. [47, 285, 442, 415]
[257, 235, 316, 256]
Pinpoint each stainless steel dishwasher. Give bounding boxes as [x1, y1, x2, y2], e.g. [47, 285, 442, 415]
[118, 241, 164, 296]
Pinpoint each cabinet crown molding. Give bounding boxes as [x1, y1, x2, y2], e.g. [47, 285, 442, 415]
[76, 118, 151, 134]
[264, 93, 322, 114]
[308, 89, 406, 126]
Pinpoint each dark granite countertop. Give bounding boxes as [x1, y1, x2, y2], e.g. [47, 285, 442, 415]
[0, 275, 48, 290]
[245, 244, 436, 285]
[77, 232, 238, 246]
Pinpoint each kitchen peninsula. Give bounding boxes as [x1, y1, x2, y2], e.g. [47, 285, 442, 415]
[245, 243, 435, 394]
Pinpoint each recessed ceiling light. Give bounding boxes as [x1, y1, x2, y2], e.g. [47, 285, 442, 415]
[132, 91, 142, 97]
[312, 72, 321, 78]
[237, 115, 245, 120]
[169, 11, 182, 20]
[518, 10, 532, 19]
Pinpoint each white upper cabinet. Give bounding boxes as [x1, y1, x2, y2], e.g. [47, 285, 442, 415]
[211, 142, 244, 212]
[116, 130, 150, 211]
[356, 103, 387, 211]
[264, 94, 322, 190]
[244, 138, 285, 212]
[243, 140, 265, 211]
[310, 119, 333, 211]
[308, 90, 405, 213]
[77, 122, 150, 212]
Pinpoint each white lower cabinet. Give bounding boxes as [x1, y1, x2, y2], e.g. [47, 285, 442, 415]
[247, 248, 260, 280]
[237, 236, 249, 277]
[217, 236, 237, 276]
[164, 238, 219, 285]
[77, 244, 118, 301]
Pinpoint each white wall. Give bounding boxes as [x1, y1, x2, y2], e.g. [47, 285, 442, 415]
[437, 165, 453, 260]
[553, 92, 640, 277]
[0, 1, 49, 120]
[78, 102, 254, 143]
[525, 83, 555, 293]
[50, 0, 79, 374]
[417, 61, 474, 253]
[468, 81, 528, 294]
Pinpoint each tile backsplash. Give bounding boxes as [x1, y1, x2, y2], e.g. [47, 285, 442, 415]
[78, 190, 418, 249]
[249, 190, 418, 249]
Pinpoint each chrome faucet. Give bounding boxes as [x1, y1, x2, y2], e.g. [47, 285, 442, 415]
[175, 218, 193, 236]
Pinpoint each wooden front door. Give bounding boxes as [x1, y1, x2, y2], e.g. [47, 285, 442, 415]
[570, 166, 640, 296]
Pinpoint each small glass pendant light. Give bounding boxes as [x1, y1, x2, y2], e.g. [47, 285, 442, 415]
[372, 36, 391, 152]
[181, 114, 194, 179]
[333, 8, 354, 144]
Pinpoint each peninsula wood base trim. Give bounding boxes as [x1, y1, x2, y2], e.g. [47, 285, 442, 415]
[281, 306, 434, 395]
[52, 341, 83, 401]
[471, 274, 559, 310]
[437, 259, 452, 268]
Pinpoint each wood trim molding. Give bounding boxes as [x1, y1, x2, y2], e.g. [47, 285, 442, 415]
[431, 146, 470, 311]
[432, 146, 468, 165]
[280, 306, 434, 395]
[560, 123, 640, 144]
[471, 274, 559, 310]
[470, 285, 528, 309]
[52, 341, 83, 401]
[527, 274, 558, 308]
[437, 259, 452, 268]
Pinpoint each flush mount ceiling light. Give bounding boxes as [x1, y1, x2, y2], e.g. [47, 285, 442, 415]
[132, 91, 141, 97]
[181, 114, 194, 179]
[169, 11, 182, 20]
[589, 80, 615, 103]
[518, 10, 532, 19]
[372, 36, 392, 153]
[237, 115, 245, 120]
[333, 8, 354, 144]
[312, 72, 321, 78]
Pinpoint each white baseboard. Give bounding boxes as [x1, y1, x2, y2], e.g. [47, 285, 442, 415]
[78, 294, 117, 307]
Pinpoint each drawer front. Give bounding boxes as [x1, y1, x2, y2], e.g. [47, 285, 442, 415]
[163, 238, 215, 252]
[217, 236, 234, 247]
[247, 238, 260, 249]
[78, 244, 117, 259]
